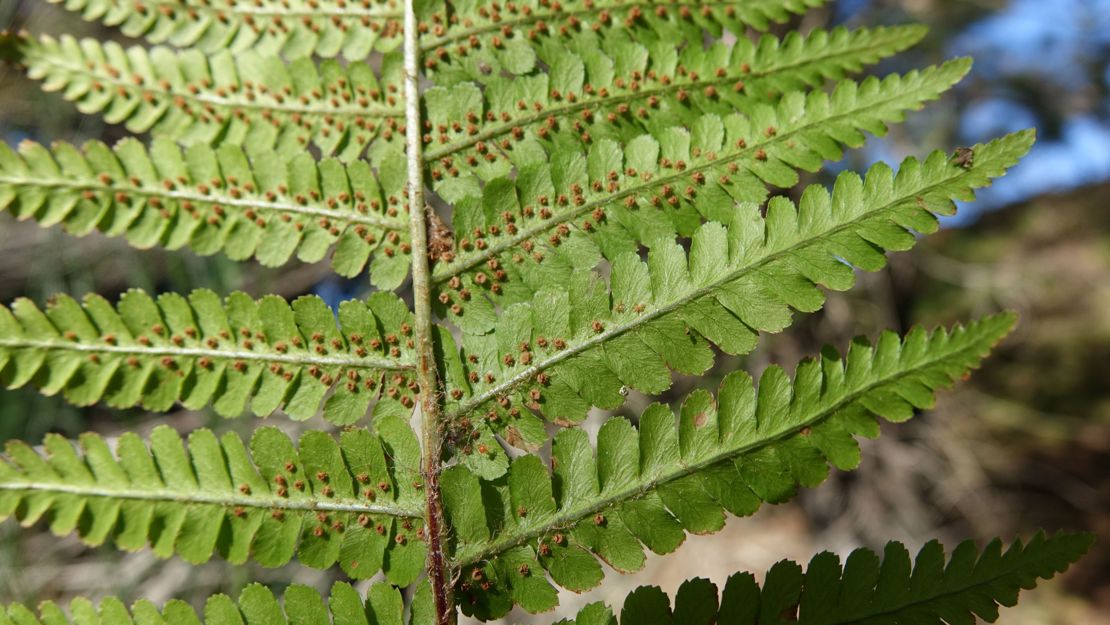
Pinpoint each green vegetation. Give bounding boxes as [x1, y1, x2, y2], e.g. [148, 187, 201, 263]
[0, 0, 1092, 623]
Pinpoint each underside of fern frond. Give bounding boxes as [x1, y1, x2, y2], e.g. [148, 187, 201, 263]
[438, 131, 1032, 465]
[0, 421, 429, 583]
[0, 289, 418, 422]
[557, 533, 1093, 625]
[0, 0, 1081, 621]
[440, 314, 1016, 617]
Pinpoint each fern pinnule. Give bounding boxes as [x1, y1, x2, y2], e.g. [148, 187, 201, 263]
[7, 34, 407, 162]
[41, 0, 406, 59]
[0, 137, 412, 281]
[0, 290, 418, 422]
[0, 422, 430, 580]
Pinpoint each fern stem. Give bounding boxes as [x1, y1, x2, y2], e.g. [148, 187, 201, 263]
[402, 1, 454, 622]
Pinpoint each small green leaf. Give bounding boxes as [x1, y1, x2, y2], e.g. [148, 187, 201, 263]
[0, 289, 415, 424]
[0, 426, 423, 571]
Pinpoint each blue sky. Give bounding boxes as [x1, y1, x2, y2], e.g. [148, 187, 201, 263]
[841, 0, 1110, 225]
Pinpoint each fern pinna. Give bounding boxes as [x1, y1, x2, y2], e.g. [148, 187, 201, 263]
[0, 0, 1092, 623]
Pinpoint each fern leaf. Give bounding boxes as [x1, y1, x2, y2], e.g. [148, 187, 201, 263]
[0, 423, 429, 581]
[432, 60, 971, 302]
[440, 315, 1017, 617]
[0, 138, 411, 282]
[40, 0, 405, 59]
[441, 131, 1032, 448]
[0, 289, 419, 424]
[425, 24, 926, 198]
[0, 580, 437, 625]
[9, 34, 406, 161]
[555, 533, 1093, 625]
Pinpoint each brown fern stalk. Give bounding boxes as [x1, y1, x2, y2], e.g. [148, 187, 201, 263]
[403, 0, 454, 622]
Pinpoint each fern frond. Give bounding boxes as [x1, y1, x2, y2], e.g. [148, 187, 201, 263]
[554, 533, 1093, 625]
[0, 137, 411, 282]
[440, 131, 1032, 448]
[0, 289, 419, 424]
[425, 24, 927, 199]
[439, 315, 1016, 616]
[10, 34, 405, 161]
[0, 580, 437, 625]
[41, 0, 404, 59]
[431, 60, 971, 306]
[0, 424, 429, 581]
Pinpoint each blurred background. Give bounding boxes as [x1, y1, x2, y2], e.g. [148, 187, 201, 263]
[0, 0, 1107, 622]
